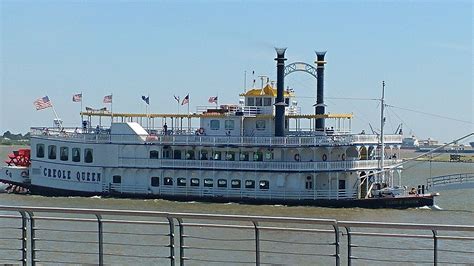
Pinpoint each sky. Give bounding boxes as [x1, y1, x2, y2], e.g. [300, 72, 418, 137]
[1, 0, 472, 143]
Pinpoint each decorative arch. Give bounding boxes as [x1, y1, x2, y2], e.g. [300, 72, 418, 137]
[284, 62, 317, 78]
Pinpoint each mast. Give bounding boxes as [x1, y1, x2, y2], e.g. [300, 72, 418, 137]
[380, 81, 386, 183]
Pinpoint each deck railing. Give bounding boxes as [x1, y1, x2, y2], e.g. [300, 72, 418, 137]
[30, 127, 402, 147]
[117, 157, 402, 171]
[426, 173, 474, 191]
[0, 206, 473, 266]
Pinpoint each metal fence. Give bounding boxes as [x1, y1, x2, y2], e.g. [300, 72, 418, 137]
[0, 205, 473, 265]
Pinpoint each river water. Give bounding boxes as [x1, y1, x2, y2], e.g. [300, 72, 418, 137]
[1, 145, 473, 265]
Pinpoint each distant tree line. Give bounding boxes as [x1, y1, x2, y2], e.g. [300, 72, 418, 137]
[1, 131, 30, 145]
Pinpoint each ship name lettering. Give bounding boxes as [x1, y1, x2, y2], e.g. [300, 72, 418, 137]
[42, 167, 98, 183]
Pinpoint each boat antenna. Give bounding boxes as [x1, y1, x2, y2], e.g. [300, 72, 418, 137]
[380, 81, 386, 184]
[244, 70, 247, 93]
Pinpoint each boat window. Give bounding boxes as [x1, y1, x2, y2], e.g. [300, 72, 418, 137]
[204, 178, 213, 187]
[225, 151, 235, 161]
[72, 148, 81, 162]
[239, 151, 249, 161]
[217, 179, 227, 188]
[305, 176, 313, 190]
[150, 150, 159, 159]
[174, 150, 182, 159]
[247, 97, 255, 106]
[60, 147, 69, 161]
[253, 151, 263, 161]
[245, 180, 255, 189]
[210, 120, 220, 130]
[162, 147, 171, 159]
[164, 177, 173, 186]
[265, 151, 274, 160]
[48, 145, 57, 160]
[256, 97, 263, 106]
[264, 98, 272, 106]
[186, 150, 195, 160]
[177, 178, 186, 187]
[285, 98, 290, 105]
[256, 120, 266, 130]
[190, 178, 200, 187]
[84, 148, 93, 163]
[259, 180, 269, 190]
[113, 175, 121, 183]
[151, 176, 159, 187]
[200, 150, 208, 160]
[36, 144, 45, 158]
[339, 180, 346, 190]
[231, 179, 241, 189]
[213, 151, 221, 160]
[225, 120, 235, 130]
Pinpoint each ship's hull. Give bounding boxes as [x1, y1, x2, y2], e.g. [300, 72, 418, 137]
[22, 183, 435, 209]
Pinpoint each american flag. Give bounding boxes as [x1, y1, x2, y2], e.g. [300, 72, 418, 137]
[208, 96, 218, 104]
[33, 96, 53, 110]
[181, 94, 189, 105]
[72, 93, 82, 102]
[103, 94, 112, 103]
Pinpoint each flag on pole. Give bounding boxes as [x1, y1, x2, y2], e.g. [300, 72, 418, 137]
[174, 95, 180, 103]
[141, 95, 150, 105]
[208, 96, 218, 104]
[72, 93, 82, 102]
[33, 96, 53, 110]
[103, 94, 112, 103]
[181, 94, 189, 105]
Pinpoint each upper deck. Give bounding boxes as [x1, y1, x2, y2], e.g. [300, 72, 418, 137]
[30, 126, 403, 147]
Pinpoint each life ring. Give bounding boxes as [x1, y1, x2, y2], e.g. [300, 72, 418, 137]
[341, 154, 346, 161]
[322, 154, 327, 161]
[294, 153, 300, 161]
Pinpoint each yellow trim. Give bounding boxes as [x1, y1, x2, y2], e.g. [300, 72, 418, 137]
[239, 84, 295, 97]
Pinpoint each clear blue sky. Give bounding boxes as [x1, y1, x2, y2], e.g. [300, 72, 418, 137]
[1, 0, 472, 143]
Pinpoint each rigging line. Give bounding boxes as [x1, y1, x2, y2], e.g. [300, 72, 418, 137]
[387, 104, 473, 124]
[386, 107, 416, 136]
[295, 96, 379, 101]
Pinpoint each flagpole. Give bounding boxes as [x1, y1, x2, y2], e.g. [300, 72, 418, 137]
[80, 91, 83, 126]
[216, 92, 219, 108]
[50, 102, 62, 129]
[110, 93, 113, 124]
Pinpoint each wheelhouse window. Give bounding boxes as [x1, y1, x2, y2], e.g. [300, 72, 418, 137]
[177, 178, 186, 187]
[150, 150, 159, 159]
[210, 120, 220, 130]
[245, 180, 255, 189]
[256, 97, 263, 106]
[253, 151, 263, 161]
[164, 177, 173, 186]
[190, 178, 200, 187]
[247, 97, 255, 106]
[151, 177, 160, 187]
[204, 178, 213, 187]
[60, 147, 69, 161]
[256, 120, 266, 130]
[265, 151, 274, 160]
[48, 145, 57, 160]
[36, 144, 45, 158]
[231, 179, 241, 189]
[225, 120, 235, 130]
[113, 175, 121, 183]
[72, 148, 81, 162]
[213, 151, 221, 160]
[186, 150, 195, 160]
[174, 150, 182, 159]
[200, 150, 209, 160]
[259, 180, 269, 190]
[264, 97, 272, 106]
[162, 147, 171, 159]
[84, 148, 93, 163]
[217, 179, 227, 188]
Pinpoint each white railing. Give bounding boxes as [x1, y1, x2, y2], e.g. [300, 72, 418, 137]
[31, 127, 403, 147]
[117, 158, 402, 171]
[426, 173, 474, 191]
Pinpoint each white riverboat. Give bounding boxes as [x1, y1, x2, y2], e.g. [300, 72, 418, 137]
[1, 49, 437, 208]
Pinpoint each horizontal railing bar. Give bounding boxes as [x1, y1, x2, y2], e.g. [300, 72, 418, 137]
[34, 238, 98, 244]
[437, 235, 474, 241]
[33, 216, 97, 222]
[352, 256, 432, 264]
[0, 236, 23, 240]
[181, 222, 334, 234]
[349, 231, 433, 239]
[0, 214, 21, 219]
[0, 258, 22, 262]
[437, 261, 474, 265]
[34, 249, 98, 256]
[102, 253, 169, 259]
[352, 244, 432, 251]
[0, 247, 22, 251]
[438, 248, 474, 254]
[340, 221, 474, 231]
[260, 238, 333, 246]
[103, 231, 169, 236]
[185, 246, 254, 252]
[260, 250, 335, 257]
[259, 226, 334, 234]
[102, 219, 169, 226]
[184, 257, 255, 264]
[35, 228, 97, 233]
[0, 226, 22, 229]
[33, 259, 95, 264]
[103, 241, 169, 247]
[185, 235, 253, 242]
[181, 222, 253, 230]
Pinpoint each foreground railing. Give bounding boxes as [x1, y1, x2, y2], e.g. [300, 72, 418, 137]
[427, 173, 474, 191]
[0, 206, 473, 266]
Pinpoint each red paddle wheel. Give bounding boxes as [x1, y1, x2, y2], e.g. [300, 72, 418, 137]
[5, 148, 31, 167]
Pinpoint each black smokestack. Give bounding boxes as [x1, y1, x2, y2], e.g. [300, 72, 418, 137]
[315, 51, 327, 131]
[275, 48, 287, 137]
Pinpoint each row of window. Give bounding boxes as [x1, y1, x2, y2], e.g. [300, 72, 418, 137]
[36, 144, 93, 163]
[246, 97, 290, 107]
[151, 149, 273, 161]
[209, 119, 266, 130]
[112, 176, 269, 190]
